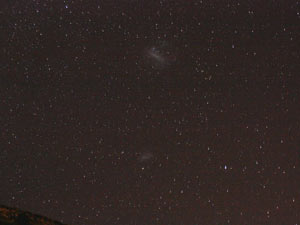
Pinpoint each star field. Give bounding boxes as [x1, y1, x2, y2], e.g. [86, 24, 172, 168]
[1, 0, 300, 224]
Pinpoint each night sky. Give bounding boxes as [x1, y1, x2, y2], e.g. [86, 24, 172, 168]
[1, 1, 300, 224]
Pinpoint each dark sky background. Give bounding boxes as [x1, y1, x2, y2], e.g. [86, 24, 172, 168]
[1, 0, 300, 224]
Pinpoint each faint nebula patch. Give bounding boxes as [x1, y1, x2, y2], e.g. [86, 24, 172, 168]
[147, 47, 166, 64]
[143, 41, 177, 69]
[137, 152, 154, 163]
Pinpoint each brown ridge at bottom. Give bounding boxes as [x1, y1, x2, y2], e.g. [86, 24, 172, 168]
[0, 205, 67, 225]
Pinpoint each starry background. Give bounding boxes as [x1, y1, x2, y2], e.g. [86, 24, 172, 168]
[1, 0, 300, 224]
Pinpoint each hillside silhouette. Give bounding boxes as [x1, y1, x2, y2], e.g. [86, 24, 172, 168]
[0, 205, 66, 225]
